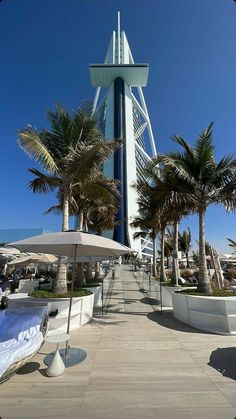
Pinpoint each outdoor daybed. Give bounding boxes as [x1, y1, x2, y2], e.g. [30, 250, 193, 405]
[0, 306, 48, 384]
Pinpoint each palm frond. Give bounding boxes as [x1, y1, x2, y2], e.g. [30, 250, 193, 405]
[45, 204, 62, 215]
[68, 140, 120, 181]
[28, 168, 61, 194]
[17, 128, 58, 174]
[215, 155, 236, 177]
[133, 231, 147, 240]
[227, 238, 236, 250]
[171, 135, 195, 158]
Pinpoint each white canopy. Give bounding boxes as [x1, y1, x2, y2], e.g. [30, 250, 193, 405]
[0, 247, 21, 255]
[9, 231, 133, 258]
[8, 253, 57, 266]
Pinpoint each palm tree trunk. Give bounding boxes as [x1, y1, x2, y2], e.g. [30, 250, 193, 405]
[152, 232, 157, 277]
[167, 255, 171, 269]
[198, 209, 212, 293]
[94, 261, 101, 279]
[77, 211, 84, 231]
[62, 193, 69, 231]
[54, 193, 69, 293]
[95, 231, 102, 278]
[171, 220, 180, 285]
[54, 258, 68, 293]
[160, 229, 167, 282]
[77, 263, 85, 288]
[85, 263, 93, 281]
[186, 251, 190, 268]
[76, 210, 85, 287]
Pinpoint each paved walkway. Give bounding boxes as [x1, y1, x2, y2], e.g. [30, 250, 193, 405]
[1, 266, 236, 418]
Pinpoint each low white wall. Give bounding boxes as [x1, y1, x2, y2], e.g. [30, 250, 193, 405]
[161, 286, 196, 308]
[7, 292, 94, 334]
[172, 292, 236, 335]
[161, 286, 182, 307]
[84, 285, 102, 307]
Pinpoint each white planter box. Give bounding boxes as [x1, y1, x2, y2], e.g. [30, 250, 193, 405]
[172, 291, 236, 335]
[7, 292, 94, 334]
[161, 286, 194, 308]
[161, 286, 182, 307]
[84, 285, 102, 307]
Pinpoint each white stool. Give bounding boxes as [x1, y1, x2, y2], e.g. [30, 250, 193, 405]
[45, 333, 70, 377]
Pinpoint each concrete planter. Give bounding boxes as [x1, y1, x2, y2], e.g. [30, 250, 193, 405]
[84, 285, 102, 307]
[172, 291, 236, 335]
[161, 286, 195, 308]
[7, 292, 94, 333]
[162, 286, 182, 307]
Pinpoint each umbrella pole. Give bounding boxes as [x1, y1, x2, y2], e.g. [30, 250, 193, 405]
[65, 244, 78, 357]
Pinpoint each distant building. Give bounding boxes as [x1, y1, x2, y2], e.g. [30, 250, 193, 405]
[90, 13, 157, 257]
[0, 228, 49, 244]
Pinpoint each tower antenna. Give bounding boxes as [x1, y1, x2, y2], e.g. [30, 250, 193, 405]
[117, 11, 120, 64]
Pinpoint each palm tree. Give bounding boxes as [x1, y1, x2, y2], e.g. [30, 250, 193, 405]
[131, 165, 164, 278]
[75, 176, 119, 232]
[179, 227, 192, 267]
[88, 203, 118, 236]
[131, 213, 158, 277]
[143, 163, 192, 284]
[132, 162, 189, 280]
[18, 103, 118, 293]
[46, 175, 119, 287]
[163, 228, 174, 269]
[88, 202, 119, 279]
[155, 123, 236, 293]
[73, 176, 119, 286]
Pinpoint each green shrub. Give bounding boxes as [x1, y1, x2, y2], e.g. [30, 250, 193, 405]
[166, 282, 196, 288]
[87, 277, 103, 283]
[181, 282, 196, 287]
[29, 289, 92, 299]
[83, 283, 101, 288]
[228, 269, 236, 281]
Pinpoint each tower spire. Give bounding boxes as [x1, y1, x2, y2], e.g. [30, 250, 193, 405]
[117, 11, 121, 64]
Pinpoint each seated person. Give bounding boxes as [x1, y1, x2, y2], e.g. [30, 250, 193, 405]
[13, 271, 21, 288]
[35, 273, 48, 283]
[1, 277, 12, 292]
[25, 270, 34, 280]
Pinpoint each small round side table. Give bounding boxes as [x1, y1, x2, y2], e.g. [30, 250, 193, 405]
[45, 333, 70, 377]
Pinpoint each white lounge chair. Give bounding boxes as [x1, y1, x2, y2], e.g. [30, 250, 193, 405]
[16, 279, 39, 293]
[0, 306, 48, 384]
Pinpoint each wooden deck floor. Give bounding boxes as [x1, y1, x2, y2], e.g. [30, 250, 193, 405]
[1, 266, 236, 419]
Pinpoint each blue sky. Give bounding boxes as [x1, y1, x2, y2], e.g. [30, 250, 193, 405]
[1, 0, 236, 253]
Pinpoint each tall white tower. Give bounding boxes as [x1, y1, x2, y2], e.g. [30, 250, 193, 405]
[89, 13, 157, 257]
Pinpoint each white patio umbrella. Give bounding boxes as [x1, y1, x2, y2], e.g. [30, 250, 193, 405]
[0, 253, 18, 262]
[9, 231, 132, 257]
[9, 230, 133, 363]
[0, 248, 21, 272]
[0, 247, 21, 255]
[74, 256, 107, 262]
[8, 252, 57, 266]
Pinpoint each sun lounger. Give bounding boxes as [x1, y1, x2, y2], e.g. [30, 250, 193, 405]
[0, 306, 48, 384]
[38, 278, 53, 290]
[15, 279, 39, 293]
